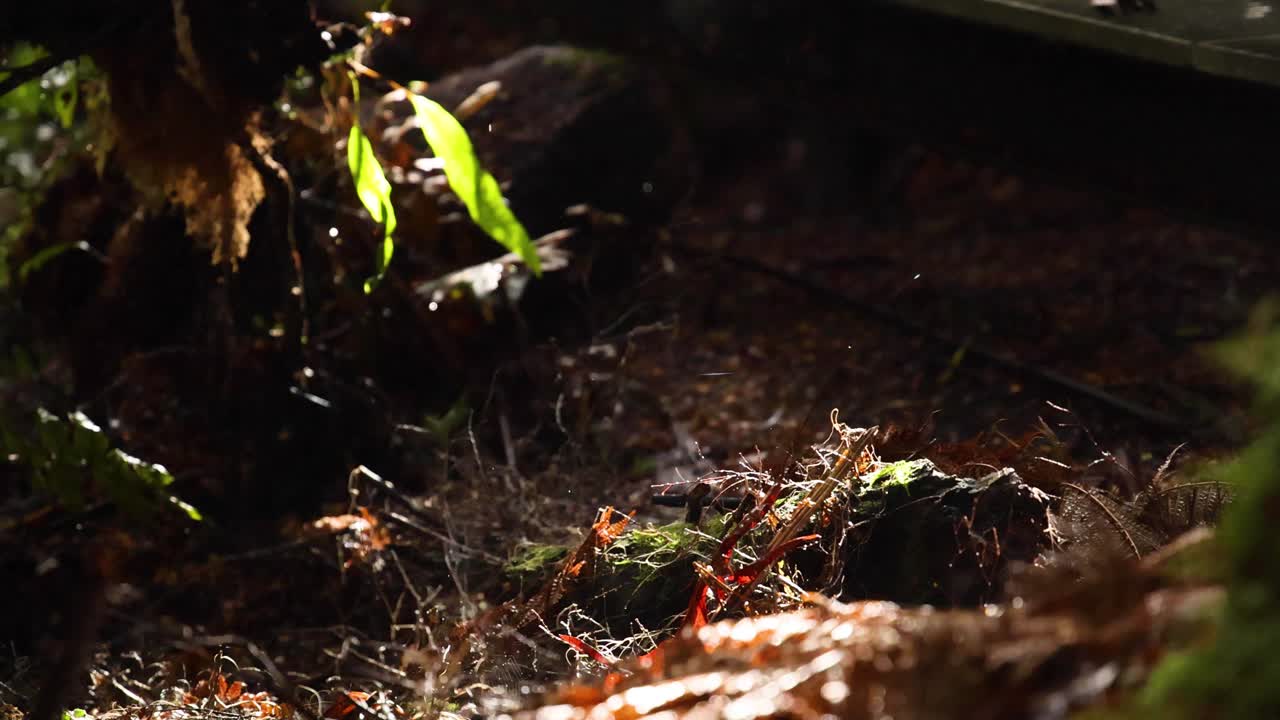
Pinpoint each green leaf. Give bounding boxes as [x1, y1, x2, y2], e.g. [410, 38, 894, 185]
[19, 409, 201, 521]
[0, 44, 49, 116]
[346, 75, 397, 293]
[17, 240, 89, 282]
[346, 125, 396, 235]
[406, 93, 540, 274]
[421, 395, 470, 445]
[170, 495, 203, 522]
[53, 62, 78, 129]
[348, 123, 396, 292]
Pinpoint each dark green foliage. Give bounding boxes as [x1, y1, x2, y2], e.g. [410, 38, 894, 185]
[0, 44, 101, 288]
[1139, 302, 1280, 716]
[2, 409, 201, 521]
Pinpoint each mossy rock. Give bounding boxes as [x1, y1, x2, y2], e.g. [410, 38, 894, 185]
[503, 518, 724, 633]
[590, 520, 716, 628]
[840, 459, 1052, 606]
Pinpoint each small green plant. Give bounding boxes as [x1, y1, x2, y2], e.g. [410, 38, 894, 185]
[419, 395, 470, 447]
[345, 67, 538, 291]
[2, 409, 201, 521]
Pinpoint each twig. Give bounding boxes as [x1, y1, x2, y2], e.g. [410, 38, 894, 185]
[219, 537, 317, 562]
[765, 425, 876, 558]
[497, 403, 520, 480]
[467, 411, 491, 487]
[651, 491, 743, 511]
[111, 677, 148, 706]
[350, 465, 428, 519]
[384, 511, 502, 564]
[352, 467, 502, 563]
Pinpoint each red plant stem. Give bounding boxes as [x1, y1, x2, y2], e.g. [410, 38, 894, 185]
[730, 534, 821, 585]
[559, 634, 618, 666]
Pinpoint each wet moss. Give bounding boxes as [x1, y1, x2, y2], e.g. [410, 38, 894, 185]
[591, 518, 723, 628]
[504, 542, 570, 587]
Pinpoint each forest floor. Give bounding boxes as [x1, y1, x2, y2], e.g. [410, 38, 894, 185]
[2, 16, 1276, 720]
